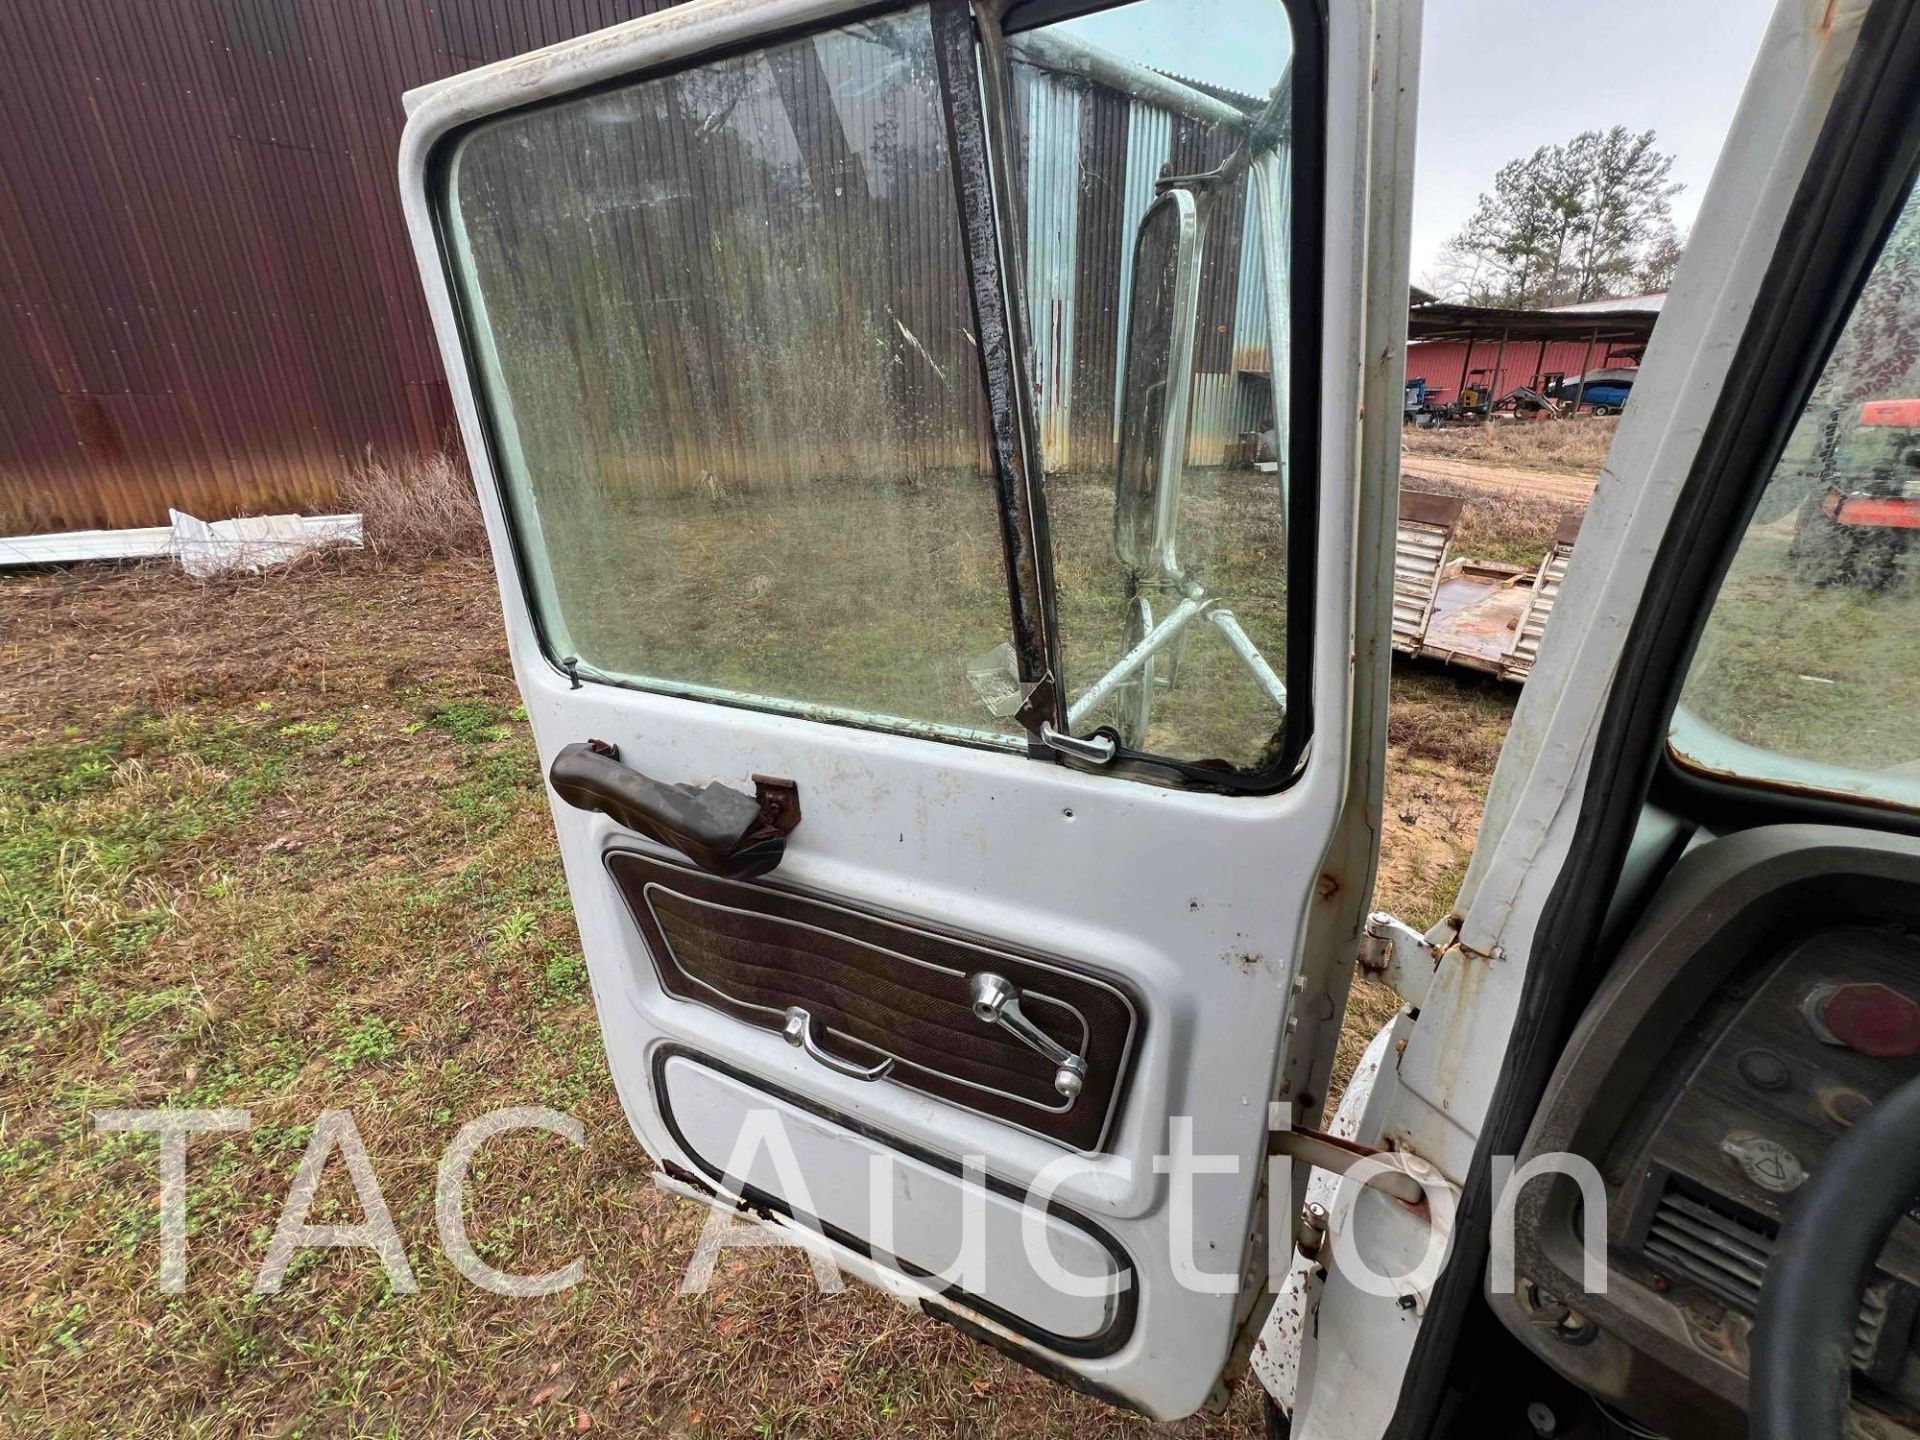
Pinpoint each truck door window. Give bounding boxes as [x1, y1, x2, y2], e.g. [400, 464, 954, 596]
[440, 9, 1023, 744]
[1006, 0, 1298, 774]
[1673, 168, 1920, 808]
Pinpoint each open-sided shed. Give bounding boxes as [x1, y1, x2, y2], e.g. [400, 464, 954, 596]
[1405, 295, 1664, 408]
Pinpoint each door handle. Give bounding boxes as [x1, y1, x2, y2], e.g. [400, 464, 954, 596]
[547, 741, 799, 879]
[968, 972, 1088, 1100]
[782, 1007, 894, 1081]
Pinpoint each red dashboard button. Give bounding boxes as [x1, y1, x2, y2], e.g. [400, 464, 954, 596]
[1819, 982, 1920, 1058]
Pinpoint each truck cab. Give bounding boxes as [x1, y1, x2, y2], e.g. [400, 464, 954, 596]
[397, 0, 1920, 1433]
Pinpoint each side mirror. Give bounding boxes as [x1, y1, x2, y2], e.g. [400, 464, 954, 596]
[1112, 188, 1201, 581]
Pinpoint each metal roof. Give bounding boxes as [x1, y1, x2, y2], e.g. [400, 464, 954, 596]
[1545, 291, 1668, 315]
[1407, 299, 1662, 345]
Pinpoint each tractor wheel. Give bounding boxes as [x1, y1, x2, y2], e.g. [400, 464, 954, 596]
[1790, 490, 1864, 587]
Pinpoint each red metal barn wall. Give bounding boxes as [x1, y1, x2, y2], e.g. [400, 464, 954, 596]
[0, 2, 1275, 535]
[1404, 337, 1641, 405]
[0, 0, 680, 534]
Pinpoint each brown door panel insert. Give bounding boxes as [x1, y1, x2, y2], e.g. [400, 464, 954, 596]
[604, 849, 1139, 1152]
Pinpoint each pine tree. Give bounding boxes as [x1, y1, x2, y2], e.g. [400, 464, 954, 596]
[1429, 128, 1683, 308]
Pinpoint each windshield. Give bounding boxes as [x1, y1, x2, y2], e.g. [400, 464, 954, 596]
[1672, 169, 1920, 809]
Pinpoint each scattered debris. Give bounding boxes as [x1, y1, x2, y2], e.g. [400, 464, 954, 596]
[0, 511, 363, 573]
[169, 510, 364, 577]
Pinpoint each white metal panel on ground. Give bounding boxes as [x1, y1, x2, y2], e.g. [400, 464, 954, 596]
[0, 525, 175, 566]
[0, 513, 363, 569]
[1503, 536, 1575, 680]
[1390, 521, 1450, 652]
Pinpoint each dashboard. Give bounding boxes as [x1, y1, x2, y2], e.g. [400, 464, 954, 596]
[1489, 827, 1920, 1438]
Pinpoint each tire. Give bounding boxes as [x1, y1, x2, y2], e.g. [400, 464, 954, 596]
[1791, 490, 1865, 587]
[1590, 404, 1614, 417]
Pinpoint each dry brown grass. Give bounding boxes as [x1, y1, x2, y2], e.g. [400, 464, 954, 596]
[338, 448, 489, 561]
[1398, 471, 1582, 570]
[1402, 414, 1617, 476]
[0, 559, 1273, 1438]
[0, 550, 1516, 1436]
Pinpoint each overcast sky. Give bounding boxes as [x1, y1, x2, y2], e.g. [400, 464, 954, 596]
[1052, 0, 1776, 291]
[1411, 0, 1777, 288]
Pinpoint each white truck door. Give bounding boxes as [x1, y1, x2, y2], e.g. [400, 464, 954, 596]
[398, 0, 1412, 1418]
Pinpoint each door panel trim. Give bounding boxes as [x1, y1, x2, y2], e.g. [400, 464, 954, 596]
[641, 883, 1095, 1109]
[609, 848, 1141, 1152]
[652, 1044, 1140, 1356]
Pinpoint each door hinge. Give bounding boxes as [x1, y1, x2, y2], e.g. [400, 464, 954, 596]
[1268, 1122, 1426, 1206]
[1357, 910, 1442, 1001]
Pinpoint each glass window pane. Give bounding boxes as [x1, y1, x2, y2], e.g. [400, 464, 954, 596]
[1010, 0, 1296, 772]
[442, 9, 1021, 743]
[1674, 170, 1920, 809]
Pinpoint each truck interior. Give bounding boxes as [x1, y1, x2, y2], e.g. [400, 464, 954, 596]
[1394, 7, 1920, 1434]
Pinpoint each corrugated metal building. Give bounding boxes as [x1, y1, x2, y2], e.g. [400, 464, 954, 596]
[0, 0, 695, 534]
[1010, 56, 1274, 477]
[1404, 293, 1665, 406]
[0, 2, 1275, 535]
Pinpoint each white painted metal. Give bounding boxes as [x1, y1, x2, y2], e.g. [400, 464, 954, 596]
[0, 513, 362, 569]
[1389, 519, 1452, 652]
[169, 510, 366, 578]
[1285, 2, 1877, 1432]
[1252, 1012, 1412, 1409]
[398, 0, 1401, 1421]
[660, 1054, 1125, 1340]
[0, 525, 176, 566]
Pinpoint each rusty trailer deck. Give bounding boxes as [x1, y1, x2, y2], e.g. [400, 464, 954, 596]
[1393, 490, 1582, 683]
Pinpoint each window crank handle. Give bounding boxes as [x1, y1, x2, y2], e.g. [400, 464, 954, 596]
[968, 972, 1088, 1100]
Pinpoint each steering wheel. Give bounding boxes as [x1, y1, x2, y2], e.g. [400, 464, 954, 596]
[1750, 1071, 1920, 1439]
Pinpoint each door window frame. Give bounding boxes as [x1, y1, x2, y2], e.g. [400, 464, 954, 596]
[424, 0, 1328, 794]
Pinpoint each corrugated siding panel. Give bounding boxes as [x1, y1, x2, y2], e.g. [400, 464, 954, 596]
[0, 0, 664, 534]
[1020, 67, 1081, 471]
[452, 14, 988, 493]
[1066, 82, 1129, 477]
[0, 1, 1277, 534]
[1114, 101, 1172, 420]
[1227, 193, 1271, 440]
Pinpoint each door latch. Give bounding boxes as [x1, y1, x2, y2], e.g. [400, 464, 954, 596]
[1037, 721, 1116, 764]
[968, 972, 1088, 1099]
[1013, 672, 1117, 765]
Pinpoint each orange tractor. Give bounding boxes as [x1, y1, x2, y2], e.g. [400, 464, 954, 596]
[1789, 397, 1920, 588]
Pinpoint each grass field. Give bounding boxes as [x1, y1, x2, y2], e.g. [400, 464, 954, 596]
[532, 464, 1290, 771]
[0, 473, 1522, 1436]
[1401, 414, 1617, 477]
[1681, 521, 1920, 777]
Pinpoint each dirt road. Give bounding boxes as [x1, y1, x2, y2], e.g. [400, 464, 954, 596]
[1401, 453, 1598, 505]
